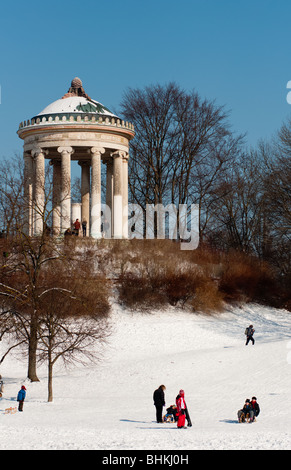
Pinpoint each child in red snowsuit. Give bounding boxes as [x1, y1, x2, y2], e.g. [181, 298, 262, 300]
[176, 389, 186, 428]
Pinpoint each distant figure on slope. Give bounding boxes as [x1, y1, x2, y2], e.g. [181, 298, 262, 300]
[17, 385, 26, 412]
[245, 325, 255, 345]
[153, 385, 166, 423]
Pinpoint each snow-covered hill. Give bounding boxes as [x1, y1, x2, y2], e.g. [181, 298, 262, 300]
[1, 303, 291, 450]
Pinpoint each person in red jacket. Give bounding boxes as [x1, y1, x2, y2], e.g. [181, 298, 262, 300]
[73, 219, 81, 236]
[176, 389, 187, 428]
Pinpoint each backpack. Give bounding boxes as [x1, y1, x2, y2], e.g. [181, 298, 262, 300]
[245, 328, 248, 336]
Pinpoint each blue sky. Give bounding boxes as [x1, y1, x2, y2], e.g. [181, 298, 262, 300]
[0, 0, 291, 160]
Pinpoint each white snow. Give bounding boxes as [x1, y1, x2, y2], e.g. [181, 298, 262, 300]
[1, 303, 291, 450]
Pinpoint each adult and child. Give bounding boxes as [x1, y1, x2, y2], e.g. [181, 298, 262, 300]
[237, 397, 260, 423]
[153, 386, 192, 428]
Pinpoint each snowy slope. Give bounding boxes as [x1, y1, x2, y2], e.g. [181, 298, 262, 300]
[1, 303, 291, 450]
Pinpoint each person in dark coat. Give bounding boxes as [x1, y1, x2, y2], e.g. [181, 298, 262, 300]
[153, 385, 166, 423]
[82, 220, 87, 237]
[245, 325, 255, 345]
[17, 385, 26, 412]
[250, 397, 260, 419]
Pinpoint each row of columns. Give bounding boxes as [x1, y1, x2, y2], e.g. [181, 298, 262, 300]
[24, 146, 129, 238]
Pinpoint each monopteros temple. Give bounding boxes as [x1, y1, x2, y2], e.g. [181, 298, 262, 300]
[17, 77, 135, 238]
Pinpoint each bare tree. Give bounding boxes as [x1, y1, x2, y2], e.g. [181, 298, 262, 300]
[120, 83, 244, 239]
[36, 259, 111, 402]
[0, 225, 111, 389]
[0, 227, 67, 381]
[0, 155, 24, 236]
[259, 121, 291, 282]
[207, 149, 270, 254]
[0, 156, 112, 385]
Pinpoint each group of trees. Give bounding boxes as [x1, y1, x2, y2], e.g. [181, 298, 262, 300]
[120, 83, 291, 299]
[0, 162, 110, 401]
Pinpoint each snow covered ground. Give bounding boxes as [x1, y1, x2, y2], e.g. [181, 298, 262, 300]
[1, 302, 291, 450]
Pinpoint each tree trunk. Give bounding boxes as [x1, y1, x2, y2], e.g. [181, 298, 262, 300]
[27, 313, 39, 382]
[48, 359, 53, 402]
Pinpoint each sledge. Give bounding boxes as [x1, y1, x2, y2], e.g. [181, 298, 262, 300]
[163, 413, 175, 423]
[4, 407, 17, 415]
[238, 413, 256, 423]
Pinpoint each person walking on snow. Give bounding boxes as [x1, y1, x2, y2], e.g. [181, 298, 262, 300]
[153, 385, 166, 423]
[17, 385, 26, 412]
[245, 325, 255, 345]
[176, 389, 187, 428]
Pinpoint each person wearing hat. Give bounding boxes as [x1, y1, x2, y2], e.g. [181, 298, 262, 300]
[176, 390, 192, 427]
[238, 399, 254, 423]
[176, 389, 187, 428]
[250, 397, 260, 420]
[17, 385, 26, 412]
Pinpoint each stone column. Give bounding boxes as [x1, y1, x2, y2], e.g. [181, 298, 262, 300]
[112, 151, 125, 239]
[32, 147, 46, 236]
[90, 147, 105, 238]
[23, 153, 34, 236]
[79, 161, 90, 236]
[51, 159, 62, 235]
[122, 154, 129, 238]
[58, 146, 74, 233]
[106, 159, 113, 231]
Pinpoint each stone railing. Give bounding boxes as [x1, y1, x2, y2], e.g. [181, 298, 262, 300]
[18, 114, 135, 132]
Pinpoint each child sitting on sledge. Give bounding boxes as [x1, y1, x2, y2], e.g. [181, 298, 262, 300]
[238, 399, 255, 423]
[163, 404, 178, 423]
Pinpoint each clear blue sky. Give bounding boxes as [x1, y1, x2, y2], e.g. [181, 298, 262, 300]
[0, 0, 291, 160]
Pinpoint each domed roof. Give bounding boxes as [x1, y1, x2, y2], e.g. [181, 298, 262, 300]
[37, 96, 117, 118]
[34, 78, 118, 119]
